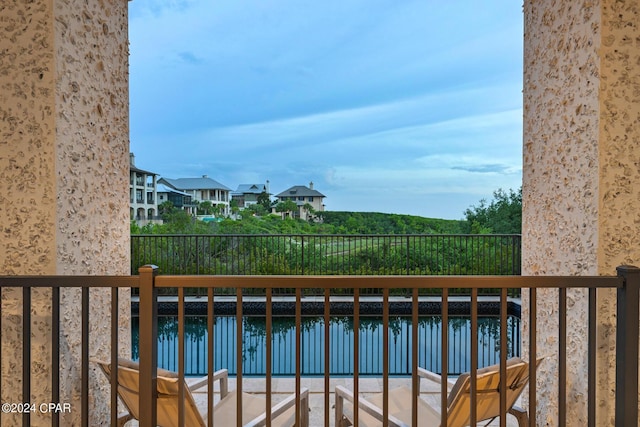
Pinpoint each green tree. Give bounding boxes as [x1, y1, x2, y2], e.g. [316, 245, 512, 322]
[464, 187, 522, 234]
[302, 203, 315, 220]
[158, 201, 199, 229]
[229, 199, 240, 217]
[158, 200, 176, 217]
[211, 204, 224, 218]
[275, 200, 298, 217]
[257, 191, 271, 211]
[198, 201, 213, 215]
[246, 203, 268, 217]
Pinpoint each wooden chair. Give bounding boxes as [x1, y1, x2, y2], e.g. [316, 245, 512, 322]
[335, 357, 541, 427]
[95, 358, 309, 427]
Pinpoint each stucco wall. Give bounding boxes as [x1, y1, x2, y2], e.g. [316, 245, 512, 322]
[523, 0, 640, 425]
[0, 0, 58, 276]
[598, 0, 640, 271]
[54, 0, 130, 276]
[596, 3, 640, 424]
[0, 0, 131, 425]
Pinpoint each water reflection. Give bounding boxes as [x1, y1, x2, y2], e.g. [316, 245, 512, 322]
[132, 315, 520, 376]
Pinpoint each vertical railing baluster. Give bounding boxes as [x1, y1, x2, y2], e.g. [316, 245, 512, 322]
[23, 286, 31, 427]
[82, 286, 89, 427]
[406, 235, 410, 275]
[52, 286, 60, 427]
[266, 287, 272, 427]
[195, 235, 200, 276]
[295, 286, 302, 427]
[559, 287, 566, 427]
[324, 287, 330, 427]
[529, 287, 537, 427]
[110, 287, 118, 427]
[138, 265, 159, 427]
[236, 288, 243, 427]
[441, 288, 449, 426]
[470, 287, 478, 426]
[500, 287, 507, 427]
[382, 287, 389, 427]
[0, 288, 2, 427]
[207, 286, 214, 426]
[517, 235, 522, 275]
[301, 235, 305, 276]
[182, 235, 187, 275]
[353, 287, 359, 427]
[588, 286, 596, 427]
[615, 265, 640, 427]
[178, 287, 185, 427]
[412, 286, 418, 427]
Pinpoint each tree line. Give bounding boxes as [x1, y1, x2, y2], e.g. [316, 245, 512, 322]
[135, 187, 521, 236]
[130, 188, 522, 295]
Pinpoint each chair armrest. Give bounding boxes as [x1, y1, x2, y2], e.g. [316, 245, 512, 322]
[508, 405, 529, 427]
[188, 369, 229, 398]
[334, 385, 353, 427]
[116, 411, 135, 427]
[417, 367, 456, 389]
[244, 388, 310, 427]
[335, 386, 406, 427]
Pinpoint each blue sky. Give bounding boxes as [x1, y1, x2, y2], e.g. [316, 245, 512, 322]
[129, 1, 523, 220]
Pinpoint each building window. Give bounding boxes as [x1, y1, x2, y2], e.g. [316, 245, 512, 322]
[308, 197, 314, 202]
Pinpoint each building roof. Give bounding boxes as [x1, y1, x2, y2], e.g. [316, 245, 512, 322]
[159, 176, 231, 191]
[156, 184, 190, 197]
[130, 165, 157, 176]
[275, 185, 325, 198]
[232, 184, 267, 196]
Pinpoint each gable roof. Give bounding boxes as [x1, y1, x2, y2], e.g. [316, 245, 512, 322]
[156, 184, 190, 197]
[232, 184, 267, 195]
[275, 185, 325, 198]
[159, 176, 231, 191]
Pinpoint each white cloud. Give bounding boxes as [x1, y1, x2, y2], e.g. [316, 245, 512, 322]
[129, 0, 524, 219]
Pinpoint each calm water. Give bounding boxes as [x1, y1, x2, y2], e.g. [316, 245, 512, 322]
[132, 315, 520, 376]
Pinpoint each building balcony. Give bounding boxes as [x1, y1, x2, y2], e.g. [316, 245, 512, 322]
[200, 198, 229, 203]
[1, 267, 638, 426]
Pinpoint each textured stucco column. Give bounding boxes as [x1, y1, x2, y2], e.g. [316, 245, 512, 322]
[523, 1, 640, 426]
[0, 0, 131, 425]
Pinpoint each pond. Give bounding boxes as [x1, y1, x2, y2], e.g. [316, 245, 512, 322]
[132, 314, 520, 376]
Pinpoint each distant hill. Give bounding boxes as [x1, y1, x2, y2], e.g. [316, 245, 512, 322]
[319, 211, 465, 234]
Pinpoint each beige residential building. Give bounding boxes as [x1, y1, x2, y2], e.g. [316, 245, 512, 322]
[159, 175, 231, 216]
[129, 153, 161, 225]
[275, 181, 325, 220]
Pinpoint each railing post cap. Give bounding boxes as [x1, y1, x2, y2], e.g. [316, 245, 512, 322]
[617, 265, 640, 276]
[139, 264, 159, 275]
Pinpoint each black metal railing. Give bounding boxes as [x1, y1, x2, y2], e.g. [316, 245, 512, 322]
[131, 234, 521, 296]
[1, 266, 639, 426]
